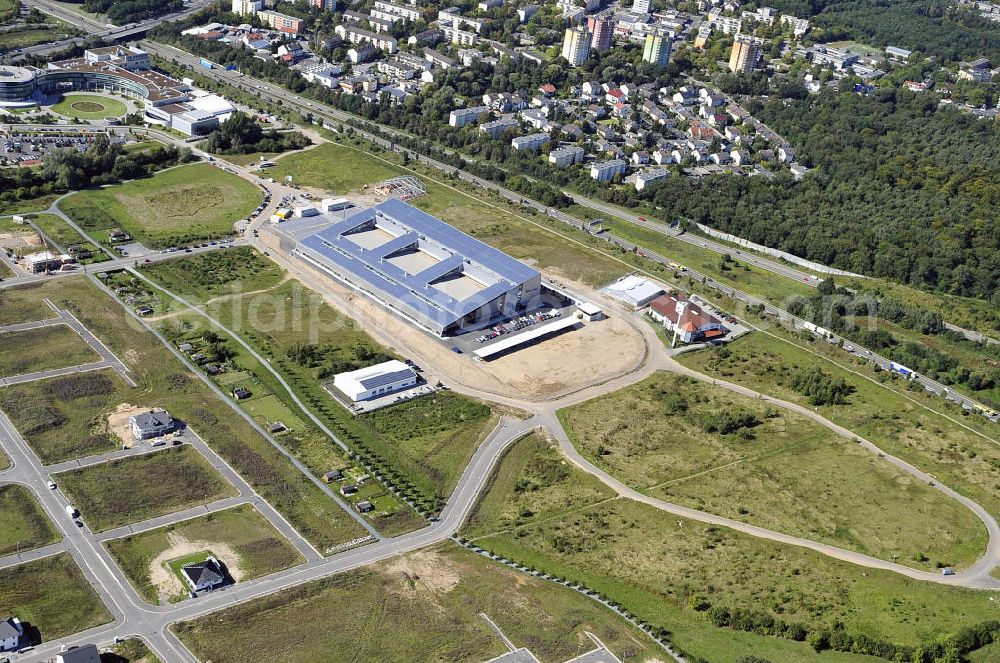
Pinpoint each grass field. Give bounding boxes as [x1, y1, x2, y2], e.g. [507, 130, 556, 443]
[0, 194, 58, 217]
[0, 370, 130, 463]
[50, 93, 127, 120]
[60, 163, 261, 248]
[678, 332, 1000, 526]
[106, 504, 305, 604]
[0, 28, 70, 49]
[0, 325, 99, 376]
[142, 246, 285, 302]
[557, 371, 987, 570]
[0, 484, 60, 556]
[0, 284, 57, 326]
[0, 553, 111, 643]
[174, 540, 664, 663]
[55, 444, 237, 532]
[269, 140, 631, 286]
[103, 638, 161, 663]
[4, 275, 368, 552]
[466, 436, 1000, 663]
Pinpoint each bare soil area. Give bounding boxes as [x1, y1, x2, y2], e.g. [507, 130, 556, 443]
[149, 531, 243, 599]
[107, 403, 147, 449]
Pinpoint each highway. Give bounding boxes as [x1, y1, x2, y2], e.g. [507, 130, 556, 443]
[6, 0, 215, 60]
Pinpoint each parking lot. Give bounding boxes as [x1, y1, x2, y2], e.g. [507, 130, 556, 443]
[0, 131, 131, 166]
[447, 289, 580, 356]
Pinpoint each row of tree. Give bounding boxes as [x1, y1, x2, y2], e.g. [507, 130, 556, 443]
[0, 135, 193, 206]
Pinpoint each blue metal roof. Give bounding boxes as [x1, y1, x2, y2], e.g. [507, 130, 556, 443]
[358, 368, 416, 390]
[297, 199, 539, 331]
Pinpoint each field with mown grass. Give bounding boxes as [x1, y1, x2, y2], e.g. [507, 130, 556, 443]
[55, 445, 237, 532]
[60, 163, 261, 248]
[465, 435, 1000, 663]
[0, 553, 111, 643]
[678, 332, 1000, 528]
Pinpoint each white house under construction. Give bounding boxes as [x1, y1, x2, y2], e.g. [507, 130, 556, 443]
[289, 199, 542, 336]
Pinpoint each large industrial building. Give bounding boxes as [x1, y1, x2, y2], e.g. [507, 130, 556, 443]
[271, 199, 542, 336]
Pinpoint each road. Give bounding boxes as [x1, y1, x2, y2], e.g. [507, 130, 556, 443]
[1, 50, 999, 659]
[6, 0, 215, 60]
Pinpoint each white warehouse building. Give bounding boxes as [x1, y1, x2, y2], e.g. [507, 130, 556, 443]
[333, 360, 418, 402]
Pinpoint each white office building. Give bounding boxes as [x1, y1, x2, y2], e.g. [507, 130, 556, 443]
[333, 360, 419, 401]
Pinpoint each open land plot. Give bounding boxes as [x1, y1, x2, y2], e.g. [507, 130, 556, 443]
[0, 370, 131, 463]
[103, 638, 161, 663]
[268, 140, 630, 287]
[174, 541, 664, 663]
[558, 371, 987, 570]
[0, 194, 58, 218]
[141, 246, 285, 302]
[8, 276, 368, 552]
[678, 332, 1000, 524]
[60, 163, 261, 248]
[106, 504, 305, 604]
[0, 484, 60, 556]
[0, 553, 111, 643]
[153, 271, 493, 523]
[463, 432, 616, 539]
[467, 437, 1000, 663]
[49, 94, 127, 120]
[0, 283, 57, 326]
[55, 444, 237, 531]
[0, 28, 69, 49]
[0, 325, 99, 376]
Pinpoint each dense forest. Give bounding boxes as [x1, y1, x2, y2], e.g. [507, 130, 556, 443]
[585, 88, 1000, 302]
[757, 0, 1000, 63]
[67, 0, 183, 25]
[201, 111, 311, 155]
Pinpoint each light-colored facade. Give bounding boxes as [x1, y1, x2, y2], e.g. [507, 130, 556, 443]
[561, 26, 591, 67]
[548, 145, 585, 166]
[449, 105, 489, 127]
[333, 359, 418, 401]
[231, 0, 262, 15]
[728, 38, 760, 74]
[590, 158, 626, 182]
[642, 31, 671, 66]
[511, 132, 550, 151]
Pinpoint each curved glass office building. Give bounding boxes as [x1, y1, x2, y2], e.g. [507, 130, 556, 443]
[0, 66, 38, 104]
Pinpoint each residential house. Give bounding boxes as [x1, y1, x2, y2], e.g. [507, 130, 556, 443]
[511, 132, 551, 151]
[647, 293, 726, 344]
[480, 116, 519, 138]
[635, 168, 669, 190]
[631, 150, 650, 165]
[55, 645, 101, 663]
[0, 617, 23, 652]
[590, 158, 626, 182]
[182, 557, 227, 593]
[549, 145, 585, 166]
[449, 106, 489, 127]
[423, 48, 456, 69]
[129, 409, 174, 441]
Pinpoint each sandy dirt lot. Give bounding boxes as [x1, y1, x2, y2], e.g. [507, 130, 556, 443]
[384, 549, 461, 596]
[149, 531, 243, 599]
[276, 255, 648, 402]
[107, 403, 147, 449]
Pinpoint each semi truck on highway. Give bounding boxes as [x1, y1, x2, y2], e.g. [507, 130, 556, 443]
[889, 362, 916, 379]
